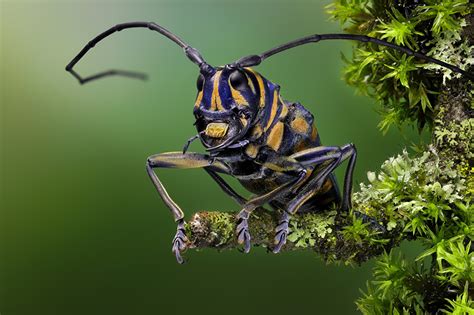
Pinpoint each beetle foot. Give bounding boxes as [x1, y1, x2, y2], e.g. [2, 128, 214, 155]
[172, 219, 188, 264]
[236, 210, 251, 253]
[273, 211, 290, 253]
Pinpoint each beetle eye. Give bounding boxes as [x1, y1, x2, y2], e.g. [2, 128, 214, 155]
[196, 74, 204, 90]
[229, 70, 249, 90]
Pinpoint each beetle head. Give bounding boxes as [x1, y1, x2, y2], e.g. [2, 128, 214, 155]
[193, 65, 261, 152]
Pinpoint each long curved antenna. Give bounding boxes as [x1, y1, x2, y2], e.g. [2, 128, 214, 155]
[233, 33, 474, 80]
[66, 21, 213, 85]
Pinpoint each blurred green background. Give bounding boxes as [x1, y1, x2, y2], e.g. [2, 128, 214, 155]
[1, 1, 427, 314]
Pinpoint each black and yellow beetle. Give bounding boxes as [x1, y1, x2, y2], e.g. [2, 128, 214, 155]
[66, 22, 473, 263]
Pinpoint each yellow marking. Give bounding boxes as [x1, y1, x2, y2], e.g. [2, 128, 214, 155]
[263, 162, 286, 172]
[320, 178, 333, 194]
[265, 90, 279, 131]
[290, 146, 330, 160]
[278, 99, 288, 120]
[240, 117, 248, 128]
[266, 121, 284, 151]
[194, 90, 203, 107]
[158, 153, 209, 169]
[247, 68, 265, 107]
[294, 140, 309, 152]
[291, 192, 315, 214]
[250, 124, 263, 139]
[247, 76, 256, 94]
[243, 68, 256, 93]
[311, 124, 318, 140]
[245, 144, 259, 158]
[230, 88, 248, 106]
[291, 116, 310, 134]
[205, 122, 229, 138]
[211, 71, 223, 111]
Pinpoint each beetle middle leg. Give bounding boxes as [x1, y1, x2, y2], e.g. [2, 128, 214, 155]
[272, 144, 357, 253]
[235, 164, 309, 253]
[205, 169, 247, 206]
[146, 152, 231, 263]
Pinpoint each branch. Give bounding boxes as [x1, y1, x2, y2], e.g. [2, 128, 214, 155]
[186, 208, 400, 264]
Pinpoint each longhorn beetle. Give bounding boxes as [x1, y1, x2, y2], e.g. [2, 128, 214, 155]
[66, 21, 473, 263]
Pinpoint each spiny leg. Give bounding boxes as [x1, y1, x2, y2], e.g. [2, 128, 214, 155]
[146, 152, 230, 263]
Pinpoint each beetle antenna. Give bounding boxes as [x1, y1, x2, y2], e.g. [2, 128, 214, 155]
[233, 33, 474, 80]
[66, 21, 213, 85]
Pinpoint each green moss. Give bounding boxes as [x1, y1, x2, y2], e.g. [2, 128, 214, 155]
[442, 282, 474, 314]
[327, 0, 473, 131]
[287, 211, 337, 248]
[349, 125, 472, 312]
[206, 212, 235, 246]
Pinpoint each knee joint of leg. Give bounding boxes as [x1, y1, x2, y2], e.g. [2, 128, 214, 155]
[146, 157, 157, 168]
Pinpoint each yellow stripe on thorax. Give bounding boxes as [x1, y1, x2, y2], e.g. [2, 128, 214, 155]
[244, 68, 256, 94]
[278, 97, 288, 119]
[230, 87, 248, 106]
[247, 68, 265, 108]
[245, 144, 259, 158]
[264, 90, 279, 131]
[266, 121, 284, 151]
[211, 71, 223, 111]
[194, 91, 203, 107]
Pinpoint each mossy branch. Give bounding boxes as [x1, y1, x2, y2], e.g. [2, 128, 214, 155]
[186, 208, 397, 264]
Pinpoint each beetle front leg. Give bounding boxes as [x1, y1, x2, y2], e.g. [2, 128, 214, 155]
[146, 152, 230, 263]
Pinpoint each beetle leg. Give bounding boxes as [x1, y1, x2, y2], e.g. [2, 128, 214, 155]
[205, 169, 247, 206]
[271, 144, 357, 253]
[236, 171, 306, 253]
[340, 145, 357, 211]
[172, 219, 187, 264]
[272, 159, 341, 253]
[236, 210, 252, 253]
[293, 144, 357, 211]
[273, 210, 291, 253]
[146, 151, 230, 263]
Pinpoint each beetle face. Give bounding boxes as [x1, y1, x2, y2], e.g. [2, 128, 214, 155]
[193, 67, 260, 151]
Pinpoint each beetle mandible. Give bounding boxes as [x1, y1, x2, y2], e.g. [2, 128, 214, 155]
[66, 22, 473, 263]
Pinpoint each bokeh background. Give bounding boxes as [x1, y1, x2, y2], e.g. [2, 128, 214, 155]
[1, 1, 428, 314]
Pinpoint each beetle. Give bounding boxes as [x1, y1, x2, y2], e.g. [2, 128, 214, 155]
[66, 21, 473, 263]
